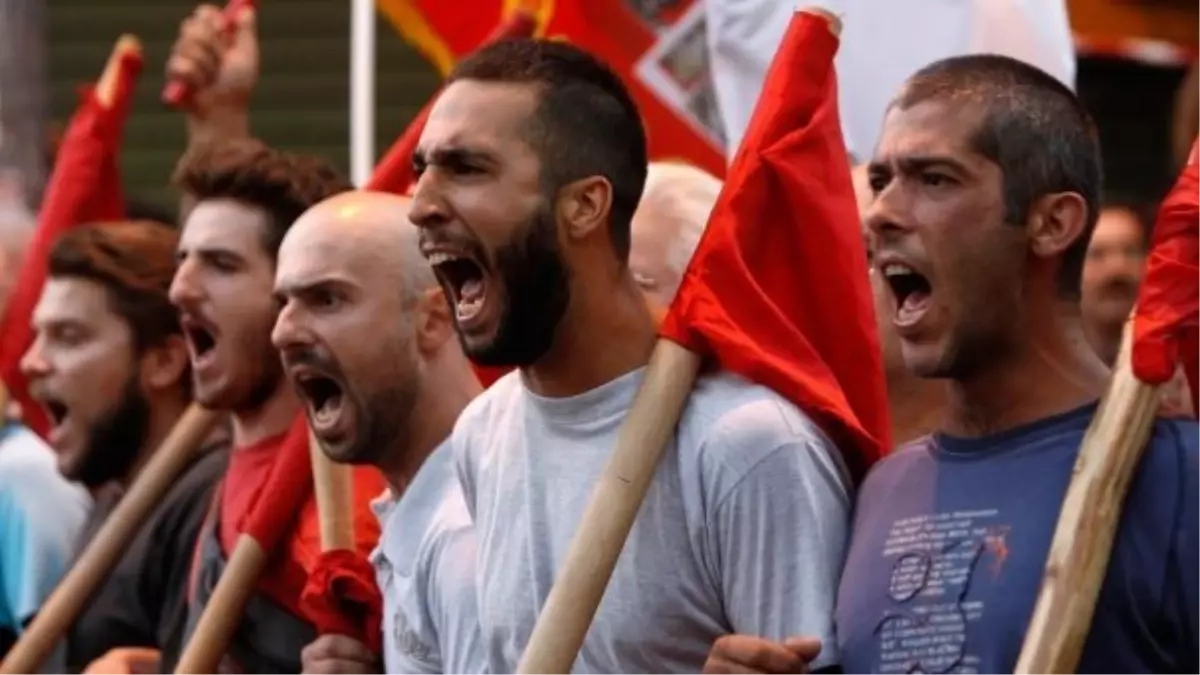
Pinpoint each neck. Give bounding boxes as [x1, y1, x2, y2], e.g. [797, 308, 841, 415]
[232, 381, 300, 447]
[886, 371, 945, 445]
[1083, 316, 1123, 367]
[381, 359, 482, 497]
[524, 272, 657, 397]
[942, 301, 1109, 437]
[122, 390, 190, 487]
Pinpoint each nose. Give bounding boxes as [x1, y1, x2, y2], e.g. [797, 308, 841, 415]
[864, 177, 915, 246]
[408, 170, 451, 231]
[19, 335, 51, 381]
[169, 258, 202, 309]
[271, 300, 314, 353]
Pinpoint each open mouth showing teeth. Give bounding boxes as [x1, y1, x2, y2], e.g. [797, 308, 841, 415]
[298, 374, 344, 424]
[187, 326, 216, 357]
[427, 251, 489, 323]
[881, 263, 932, 322]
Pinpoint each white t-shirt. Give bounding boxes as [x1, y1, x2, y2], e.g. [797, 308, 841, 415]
[453, 368, 853, 673]
[371, 440, 484, 674]
[704, 0, 1076, 163]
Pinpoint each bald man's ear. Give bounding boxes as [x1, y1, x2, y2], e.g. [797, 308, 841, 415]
[415, 286, 455, 355]
[1027, 191, 1088, 262]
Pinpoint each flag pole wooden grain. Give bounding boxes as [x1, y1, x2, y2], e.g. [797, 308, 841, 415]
[310, 429, 355, 551]
[1014, 321, 1161, 673]
[0, 403, 220, 674]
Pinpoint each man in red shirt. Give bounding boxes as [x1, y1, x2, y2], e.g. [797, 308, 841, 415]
[169, 138, 385, 673]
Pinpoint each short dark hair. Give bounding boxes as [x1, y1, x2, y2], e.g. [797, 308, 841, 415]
[48, 221, 181, 353]
[449, 39, 648, 261]
[171, 138, 352, 258]
[893, 54, 1103, 299]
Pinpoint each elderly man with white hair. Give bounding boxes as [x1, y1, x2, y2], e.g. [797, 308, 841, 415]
[629, 161, 722, 308]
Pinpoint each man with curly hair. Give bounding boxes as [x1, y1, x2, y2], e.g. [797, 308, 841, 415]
[170, 138, 385, 673]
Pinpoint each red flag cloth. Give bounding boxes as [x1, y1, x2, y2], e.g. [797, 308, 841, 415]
[659, 11, 890, 483]
[378, 0, 726, 177]
[299, 549, 384, 652]
[1132, 139, 1198, 414]
[0, 46, 142, 437]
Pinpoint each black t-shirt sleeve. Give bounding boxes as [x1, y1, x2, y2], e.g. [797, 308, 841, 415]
[66, 447, 228, 672]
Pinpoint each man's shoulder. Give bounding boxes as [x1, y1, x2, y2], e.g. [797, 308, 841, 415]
[144, 443, 229, 538]
[454, 370, 523, 431]
[0, 426, 89, 508]
[676, 371, 850, 492]
[681, 370, 833, 451]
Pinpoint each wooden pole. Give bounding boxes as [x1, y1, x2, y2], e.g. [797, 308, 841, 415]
[0, 403, 220, 674]
[515, 340, 702, 673]
[1014, 322, 1161, 673]
[173, 536, 270, 674]
[309, 429, 355, 551]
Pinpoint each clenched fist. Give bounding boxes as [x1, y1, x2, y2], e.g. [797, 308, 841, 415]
[300, 634, 382, 674]
[165, 3, 258, 116]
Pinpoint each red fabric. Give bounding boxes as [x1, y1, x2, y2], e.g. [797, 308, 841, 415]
[219, 432, 285, 554]
[1132, 139, 1199, 414]
[381, 0, 726, 178]
[299, 549, 384, 652]
[659, 12, 890, 483]
[218, 415, 386, 620]
[0, 46, 141, 438]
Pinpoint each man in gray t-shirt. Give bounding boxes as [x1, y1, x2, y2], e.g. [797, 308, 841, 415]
[411, 37, 853, 673]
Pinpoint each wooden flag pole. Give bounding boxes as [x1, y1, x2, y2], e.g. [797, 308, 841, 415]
[1015, 321, 1161, 673]
[310, 429, 355, 551]
[516, 341, 702, 673]
[0, 403, 220, 674]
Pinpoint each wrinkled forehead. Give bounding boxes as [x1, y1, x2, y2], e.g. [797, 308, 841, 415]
[419, 80, 541, 156]
[276, 218, 398, 292]
[873, 98, 987, 165]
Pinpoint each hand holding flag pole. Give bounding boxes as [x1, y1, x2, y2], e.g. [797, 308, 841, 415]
[517, 8, 890, 672]
[1015, 139, 1199, 673]
[161, 0, 256, 108]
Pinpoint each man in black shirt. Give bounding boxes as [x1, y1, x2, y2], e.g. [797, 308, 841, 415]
[19, 221, 228, 672]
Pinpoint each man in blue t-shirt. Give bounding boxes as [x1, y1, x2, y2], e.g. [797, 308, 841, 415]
[701, 55, 1197, 675]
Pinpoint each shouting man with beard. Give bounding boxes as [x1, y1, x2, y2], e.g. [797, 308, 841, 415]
[410, 39, 851, 673]
[273, 191, 484, 674]
[170, 139, 385, 673]
[19, 221, 228, 672]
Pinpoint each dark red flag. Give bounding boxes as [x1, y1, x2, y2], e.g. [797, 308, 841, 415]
[1132, 140, 1198, 413]
[659, 11, 890, 483]
[0, 38, 142, 437]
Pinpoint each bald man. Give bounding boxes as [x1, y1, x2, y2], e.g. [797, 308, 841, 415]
[272, 191, 484, 674]
[629, 162, 721, 308]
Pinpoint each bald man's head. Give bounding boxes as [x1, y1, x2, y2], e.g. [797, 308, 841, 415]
[273, 190, 450, 466]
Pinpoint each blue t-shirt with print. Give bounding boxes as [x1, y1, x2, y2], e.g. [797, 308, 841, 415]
[836, 404, 1198, 673]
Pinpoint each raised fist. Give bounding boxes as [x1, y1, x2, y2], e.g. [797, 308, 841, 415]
[165, 3, 258, 115]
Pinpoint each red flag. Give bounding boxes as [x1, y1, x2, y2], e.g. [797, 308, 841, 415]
[1132, 140, 1198, 414]
[0, 38, 142, 437]
[659, 11, 890, 482]
[377, 0, 726, 177]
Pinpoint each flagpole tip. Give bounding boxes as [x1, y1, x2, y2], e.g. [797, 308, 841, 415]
[797, 7, 842, 37]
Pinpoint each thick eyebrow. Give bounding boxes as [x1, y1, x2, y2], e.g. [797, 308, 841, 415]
[176, 245, 246, 266]
[893, 155, 972, 177]
[412, 144, 500, 171]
